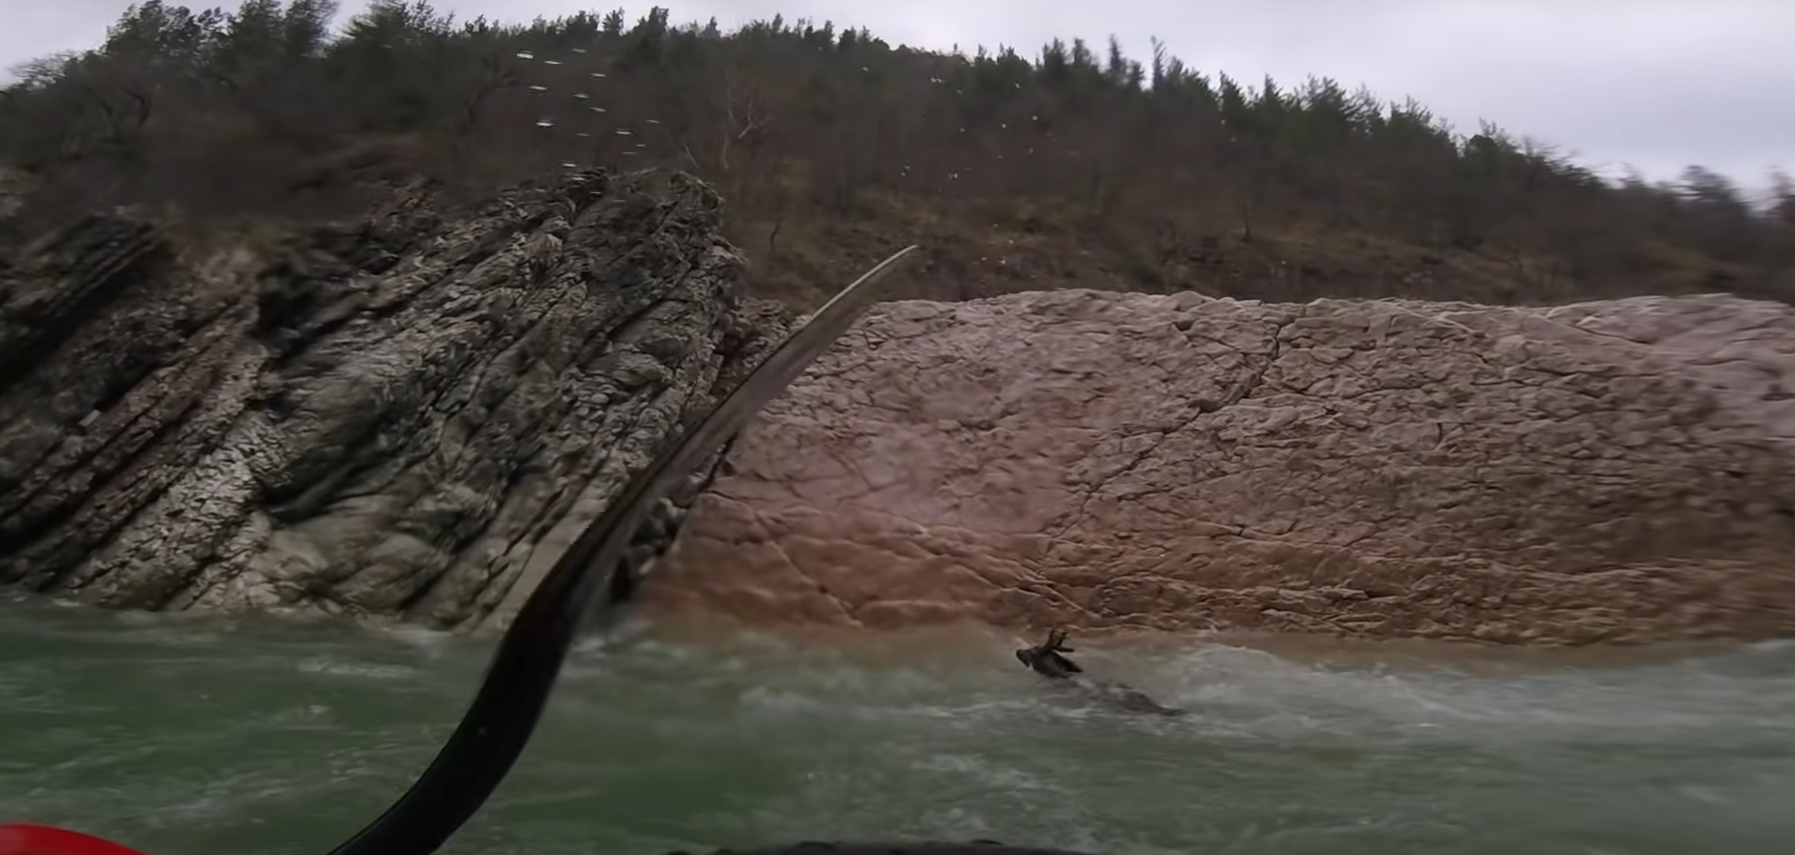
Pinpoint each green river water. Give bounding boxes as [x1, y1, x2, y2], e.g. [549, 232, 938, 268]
[3, 591, 1793, 855]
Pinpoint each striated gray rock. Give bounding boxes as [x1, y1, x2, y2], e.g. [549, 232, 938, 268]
[643, 289, 1795, 644]
[0, 168, 788, 629]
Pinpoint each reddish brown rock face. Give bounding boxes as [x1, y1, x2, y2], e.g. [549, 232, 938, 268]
[640, 290, 1795, 645]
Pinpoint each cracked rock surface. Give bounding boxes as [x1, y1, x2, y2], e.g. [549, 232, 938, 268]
[0, 168, 786, 629]
[642, 289, 1795, 644]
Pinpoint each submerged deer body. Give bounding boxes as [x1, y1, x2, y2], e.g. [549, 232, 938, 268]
[1014, 630, 1186, 718]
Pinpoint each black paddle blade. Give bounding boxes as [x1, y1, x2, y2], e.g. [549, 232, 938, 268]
[327, 244, 921, 855]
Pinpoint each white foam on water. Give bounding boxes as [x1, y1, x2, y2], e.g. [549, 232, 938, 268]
[370, 623, 458, 657]
[912, 751, 1066, 796]
[262, 703, 336, 728]
[1100, 636, 1795, 758]
[569, 634, 612, 657]
[912, 804, 999, 840]
[880, 697, 1056, 726]
[735, 685, 830, 717]
[294, 657, 418, 680]
[133, 770, 330, 829]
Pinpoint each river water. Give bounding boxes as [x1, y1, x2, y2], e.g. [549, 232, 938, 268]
[3, 593, 1793, 855]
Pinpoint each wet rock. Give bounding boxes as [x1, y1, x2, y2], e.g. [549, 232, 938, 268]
[0, 168, 26, 253]
[644, 289, 1795, 644]
[0, 168, 787, 629]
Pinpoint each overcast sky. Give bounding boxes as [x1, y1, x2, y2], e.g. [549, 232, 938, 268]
[7, 0, 1791, 190]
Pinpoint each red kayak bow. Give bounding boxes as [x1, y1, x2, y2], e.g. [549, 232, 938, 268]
[0, 825, 148, 855]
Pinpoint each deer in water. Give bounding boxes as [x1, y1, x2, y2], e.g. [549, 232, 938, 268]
[1014, 629, 1186, 717]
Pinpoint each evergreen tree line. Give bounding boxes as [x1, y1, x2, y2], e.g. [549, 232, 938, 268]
[2, 0, 1792, 304]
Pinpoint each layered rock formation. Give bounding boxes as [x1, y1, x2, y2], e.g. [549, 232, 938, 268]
[9, 162, 1794, 645]
[0, 168, 787, 629]
[641, 290, 1795, 644]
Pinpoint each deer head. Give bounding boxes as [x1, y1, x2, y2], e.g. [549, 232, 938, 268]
[1015, 628, 1083, 679]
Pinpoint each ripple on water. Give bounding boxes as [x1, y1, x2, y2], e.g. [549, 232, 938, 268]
[295, 657, 421, 681]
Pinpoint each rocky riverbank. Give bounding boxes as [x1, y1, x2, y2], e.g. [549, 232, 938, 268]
[5, 168, 1793, 644]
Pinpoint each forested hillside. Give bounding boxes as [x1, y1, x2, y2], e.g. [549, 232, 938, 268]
[3, 0, 1792, 307]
